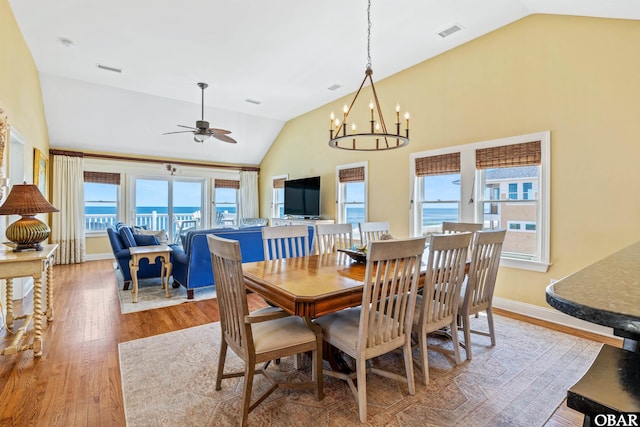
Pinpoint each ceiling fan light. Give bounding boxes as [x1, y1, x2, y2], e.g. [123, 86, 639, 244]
[194, 133, 211, 143]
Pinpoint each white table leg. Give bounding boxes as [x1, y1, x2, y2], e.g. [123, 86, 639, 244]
[130, 257, 140, 303]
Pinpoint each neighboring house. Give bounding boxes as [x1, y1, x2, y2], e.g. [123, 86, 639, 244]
[485, 166, 538, 257]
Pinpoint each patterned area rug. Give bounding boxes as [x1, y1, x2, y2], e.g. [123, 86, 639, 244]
[115, 266, 216, 314]
[119, 314, 600, 426]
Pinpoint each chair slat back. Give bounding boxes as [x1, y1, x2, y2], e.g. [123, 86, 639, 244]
[463, 230, 506, 314]
[262, 225, 311, 260]
[358, 221, 391, 246]
[358, 237, 426, 353]
[420, 232, 471, 325]
[207, 234, 253, 359]
[315, 223, 354, 255]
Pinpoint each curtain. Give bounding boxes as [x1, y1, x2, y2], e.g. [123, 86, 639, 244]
[238, 170, 259, 220]
[51, 153, 85, 264]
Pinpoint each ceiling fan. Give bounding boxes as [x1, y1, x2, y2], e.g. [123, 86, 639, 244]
[162, 82, 237, 144]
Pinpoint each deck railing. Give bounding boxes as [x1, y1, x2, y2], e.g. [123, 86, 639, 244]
[85, 212, 199, 231]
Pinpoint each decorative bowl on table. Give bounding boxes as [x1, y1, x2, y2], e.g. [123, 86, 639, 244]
[338, 246, 367, 263]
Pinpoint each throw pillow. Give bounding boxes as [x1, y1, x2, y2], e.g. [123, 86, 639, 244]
[133, 234, 159, 246]
[119, 227, 137, 248]
[134, 229, 169, 245]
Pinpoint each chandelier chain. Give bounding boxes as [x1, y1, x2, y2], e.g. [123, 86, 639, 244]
[366, 0, 372, 69]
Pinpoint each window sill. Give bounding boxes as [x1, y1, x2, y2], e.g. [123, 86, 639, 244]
[501, 257, 551, 272]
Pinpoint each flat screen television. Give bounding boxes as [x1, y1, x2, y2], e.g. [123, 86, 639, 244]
[284, 176, 321, 218]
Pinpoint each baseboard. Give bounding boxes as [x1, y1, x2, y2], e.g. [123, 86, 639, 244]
[84, 253, 115, 262]
[493, 296, 614, 338]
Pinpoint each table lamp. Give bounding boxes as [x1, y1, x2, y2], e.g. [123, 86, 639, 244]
[0, 183, 59, 252]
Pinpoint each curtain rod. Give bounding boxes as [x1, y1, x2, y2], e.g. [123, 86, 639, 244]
[49, 149, 260, 172]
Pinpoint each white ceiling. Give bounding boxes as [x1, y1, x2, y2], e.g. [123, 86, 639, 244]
[8, 0, 640, 166]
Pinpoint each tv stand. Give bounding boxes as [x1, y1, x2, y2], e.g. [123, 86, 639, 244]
[271, 218, 334, 226]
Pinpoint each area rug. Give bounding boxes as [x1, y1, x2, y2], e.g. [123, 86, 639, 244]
[119, 314, 601, 426]
[115, 267, 216, 314]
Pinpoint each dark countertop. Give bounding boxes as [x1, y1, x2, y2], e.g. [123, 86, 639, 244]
[546, 241, 640, 338]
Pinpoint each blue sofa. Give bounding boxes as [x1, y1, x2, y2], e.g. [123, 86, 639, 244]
[107, 223, 179, 290]
[171, 226, 314, 299]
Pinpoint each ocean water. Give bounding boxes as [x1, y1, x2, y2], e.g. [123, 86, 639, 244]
[345, 207, 457, 226]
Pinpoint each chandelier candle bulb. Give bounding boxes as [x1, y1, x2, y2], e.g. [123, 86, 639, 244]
[405, 112, 410, 129]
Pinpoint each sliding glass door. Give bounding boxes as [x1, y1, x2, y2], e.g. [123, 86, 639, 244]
[132, 178, 204, 242]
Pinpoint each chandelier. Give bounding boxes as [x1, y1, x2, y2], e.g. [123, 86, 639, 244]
[328, 0, 410, 151]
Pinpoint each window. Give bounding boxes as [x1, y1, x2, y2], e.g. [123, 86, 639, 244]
[523, 182, 533, 200]
[336, 162, 367, 239]
[272, 175, 287, 218]
[214, 179, 239, 226]
[412, 152, 461, 238]
[84, 171, 121, 231]
[410, 131, 550, 272]
[131, 177, 204, 242]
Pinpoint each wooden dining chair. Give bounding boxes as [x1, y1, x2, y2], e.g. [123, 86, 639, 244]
[458, 229, 506, 360]
[413, 232, 471, 385]
[315, 237, 426, 423]
[207, 235, 323, 427]
[261, 225, 312, 260]
[358, 221, 390, 245]
[315, 223, 353, 255]
[442, 221, 482, 253]
[442, 222, 483, 234]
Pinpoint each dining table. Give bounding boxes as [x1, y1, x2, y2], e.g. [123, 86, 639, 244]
[242, 249, 470, 372]
[242, 251, 369, 319]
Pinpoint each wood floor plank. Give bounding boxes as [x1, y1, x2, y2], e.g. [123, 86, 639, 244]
[0, 259, 607, 426]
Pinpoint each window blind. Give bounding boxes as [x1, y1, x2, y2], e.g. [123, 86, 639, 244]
[215, 179, 240, 189]
[415, 152, 461, 176]
[83, 171, 120, 185]
[273, 178, 286, 189]
[338, 166, 365, 183]
[476, 141, 541, 169]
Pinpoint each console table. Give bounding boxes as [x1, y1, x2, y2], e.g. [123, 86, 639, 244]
[0, 243, 57, 357]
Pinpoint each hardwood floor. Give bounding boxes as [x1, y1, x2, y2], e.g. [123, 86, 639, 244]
[0, 259, 617, 426]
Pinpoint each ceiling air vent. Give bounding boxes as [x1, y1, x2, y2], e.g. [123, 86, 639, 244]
[438, 24, 463, 38]
[328, 84, 341, 91]
[96, 64, 122, 74]
[245, 99, 262, 105]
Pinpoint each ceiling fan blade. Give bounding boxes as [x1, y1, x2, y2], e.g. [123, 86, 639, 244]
[209, 128, 231, 135]
[213, 134, 237, 144]
[162, 130, 195, 135]
[177, 124, 197, 130]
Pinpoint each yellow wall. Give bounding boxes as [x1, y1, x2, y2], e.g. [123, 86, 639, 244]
[259, 15, 640, 308]
[0, 0, 50, 184]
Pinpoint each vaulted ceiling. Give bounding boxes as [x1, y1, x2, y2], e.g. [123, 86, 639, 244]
[9, 0, 640, 165]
